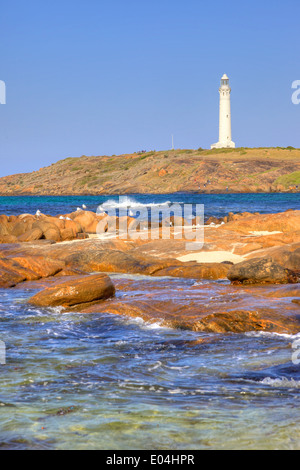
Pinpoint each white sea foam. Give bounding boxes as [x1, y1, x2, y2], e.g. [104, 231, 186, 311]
[165, 365, 190, 370]
[120, 315, 170, 331]
[148, 361, 163, 371]
[168, 388, 187, 395]
[97, 196, 173, 214]
[260, 377, 300, 388]
[145, 321, 168, 330]
[245, 331, 300, 341]
[49, 306, 66, 315]
[115, 340, 127, 346]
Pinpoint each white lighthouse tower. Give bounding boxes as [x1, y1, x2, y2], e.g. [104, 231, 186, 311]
[211, 74, 235, 149]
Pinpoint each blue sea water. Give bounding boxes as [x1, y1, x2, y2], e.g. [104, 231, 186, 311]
[0, 193, 299, 450]
[0, 192, 299, 218]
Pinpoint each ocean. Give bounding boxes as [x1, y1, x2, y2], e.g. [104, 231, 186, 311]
[0, 192, 299, 218]
[0, 193, 299, 450]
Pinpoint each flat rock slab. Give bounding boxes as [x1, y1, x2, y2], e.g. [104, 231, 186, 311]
[80, 277, 300, 335]
[0, 256, 65, 288]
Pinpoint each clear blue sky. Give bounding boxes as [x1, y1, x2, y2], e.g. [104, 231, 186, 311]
[0, 0, 299, 177]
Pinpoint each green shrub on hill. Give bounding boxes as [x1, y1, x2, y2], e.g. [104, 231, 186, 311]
[275, 171, 300, 187]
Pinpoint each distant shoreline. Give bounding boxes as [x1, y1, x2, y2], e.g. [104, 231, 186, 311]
[0, 190, 300, 200]
[0, 147, 299, 196]
[0, 189, 300, 197]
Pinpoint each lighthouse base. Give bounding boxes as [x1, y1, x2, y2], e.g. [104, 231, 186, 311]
[211, 141, 235, 150]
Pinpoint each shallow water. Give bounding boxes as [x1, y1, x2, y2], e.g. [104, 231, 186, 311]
[0, 278, 300, 450]
[0, 193, 299, 449]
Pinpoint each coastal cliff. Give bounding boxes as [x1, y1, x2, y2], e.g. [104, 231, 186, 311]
[0, 147, 299, 195]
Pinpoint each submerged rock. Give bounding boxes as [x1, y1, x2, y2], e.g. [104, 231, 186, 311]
[81, 277, 300, 334]
[28, 273, 115, 308]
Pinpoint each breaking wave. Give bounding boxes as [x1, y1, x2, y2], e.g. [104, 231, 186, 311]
[260, 377, 300, 388]
[96, 196, 173, 214]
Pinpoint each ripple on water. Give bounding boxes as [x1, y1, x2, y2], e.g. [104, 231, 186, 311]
[0, 277, 300, 449]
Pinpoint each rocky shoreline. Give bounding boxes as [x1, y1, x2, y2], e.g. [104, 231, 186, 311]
[0, 208, 299, 335]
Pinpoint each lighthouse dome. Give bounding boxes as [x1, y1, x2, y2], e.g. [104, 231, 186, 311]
[221, 74, 229, 80]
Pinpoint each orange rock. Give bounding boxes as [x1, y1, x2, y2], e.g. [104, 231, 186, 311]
[8, 215, 18, 224]
[0, 234, 18, 244]
[72, 211, 99, 233]
[0, 215, 10, 236]
[0, 258, 33, 287]
[246, 243, 300, 270]
[18, 228, 43, 242]
[221, 210, 300, 234]
[234, 242, 262, 255]
[154, 263, 230, 280]
[28, 273, 115, 308]
[0, 255, 65, 287]
[43, 216, 65, 230]
[64, 218, 81, 236]
[82, 285, 300, 334]
[11, 256, 65, 279]
[227, 257, 299, 285]
[286, 248, 300, 271]
[32, 219, 61, 241]
[158, 168, 167, 177]
[60, 228, 76, 241]
[43, 227, 61, 242]
[11, 216, 34, 237]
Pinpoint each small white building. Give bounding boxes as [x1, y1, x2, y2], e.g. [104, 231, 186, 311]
[211, 74, 235, 149]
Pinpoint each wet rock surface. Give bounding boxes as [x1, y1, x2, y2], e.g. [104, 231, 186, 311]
[0, 209, 299, 334]
[81, 277, 300, 334]
[28, 273, 115, 308]
[227, 257, 299, 285]
[0, 255, 66, 288]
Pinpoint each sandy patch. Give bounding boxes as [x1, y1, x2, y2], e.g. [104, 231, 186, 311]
[249, 231, 282, 236]
[177, 251, 245, 264]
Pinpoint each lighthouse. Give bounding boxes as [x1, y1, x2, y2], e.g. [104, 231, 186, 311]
[211, 74, 235, 149]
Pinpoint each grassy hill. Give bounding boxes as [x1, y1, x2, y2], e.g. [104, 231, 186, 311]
[0, 147, 300, 195]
